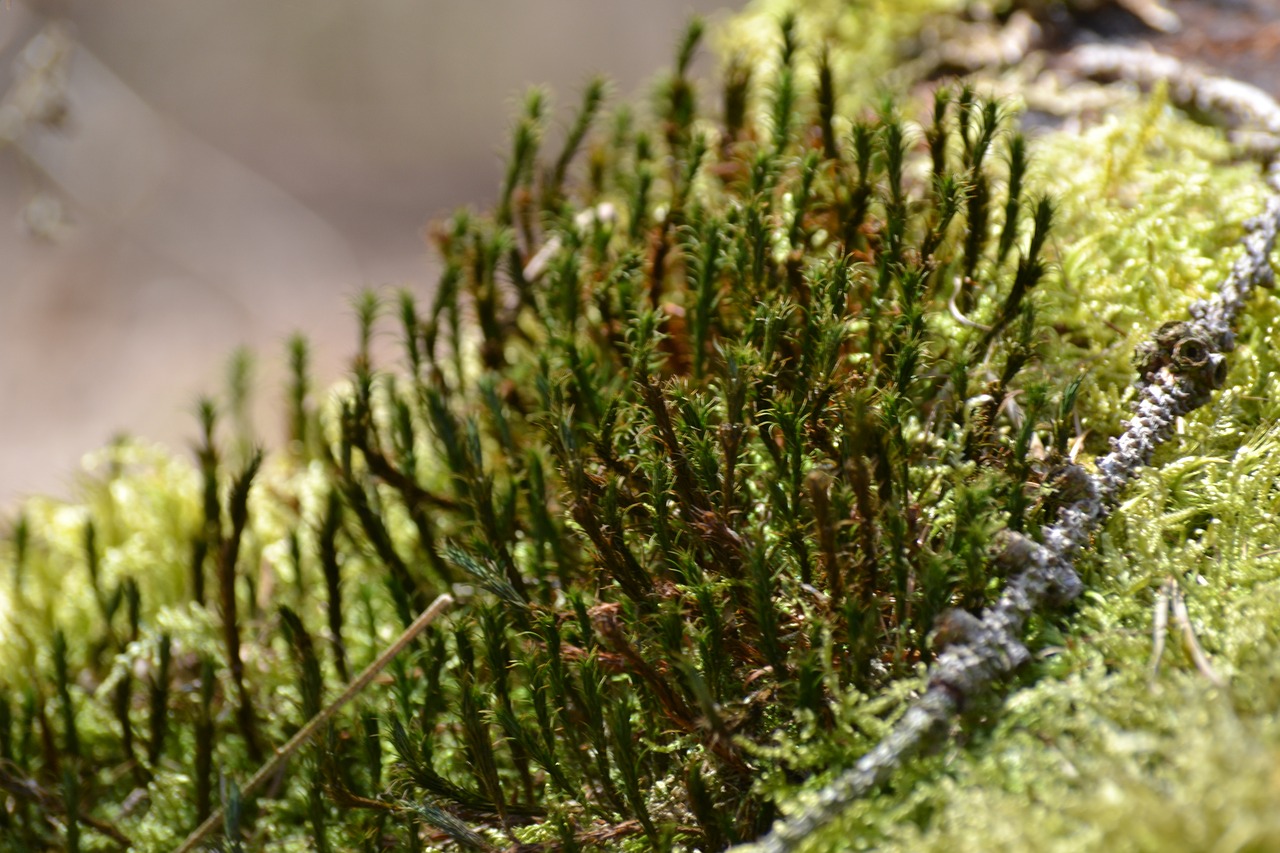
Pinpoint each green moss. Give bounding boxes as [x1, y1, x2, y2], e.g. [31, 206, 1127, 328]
[1034, 94, 1273, 451]
[770, 103, 1280, 852]
[721, 0, 964, 107]
[822, 419, 1280, 852]
[2, 5, 1278, 852]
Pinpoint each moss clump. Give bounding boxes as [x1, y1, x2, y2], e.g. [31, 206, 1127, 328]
[760, 96, 1280, 853]
[2, 5, 1278, 852]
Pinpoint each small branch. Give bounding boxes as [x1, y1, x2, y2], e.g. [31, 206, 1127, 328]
[1067, 44, 1280, 140]
[1170, 582, 1226, 688]
[948, 275, 991, 331]
[172, 594, 455, 853]
[1149, 577, 1171, 681]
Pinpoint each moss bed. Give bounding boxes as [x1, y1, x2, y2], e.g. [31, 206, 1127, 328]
[2, 2, 1278, 851]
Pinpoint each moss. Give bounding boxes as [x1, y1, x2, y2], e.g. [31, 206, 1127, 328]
[1034, 95, 1273, 452]
[2, 4, 1278, 852]
[827, 422, 1280, 853]
[720, 0, 965, 107]
[772, 102, 1280, 853]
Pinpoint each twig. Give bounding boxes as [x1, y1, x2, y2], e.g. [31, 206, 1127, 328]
[172, 593, 455, 853]
[1149, 577, 1171, 681]
[1066, 44, 1280, 139]
[948, 275, 991, 331]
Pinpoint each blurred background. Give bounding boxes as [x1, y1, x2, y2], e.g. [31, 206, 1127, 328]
[5, 0, 1278, 511]
[0, 1, 738, 508]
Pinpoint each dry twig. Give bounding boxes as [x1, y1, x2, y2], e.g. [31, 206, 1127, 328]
[172, 594, 455, 853]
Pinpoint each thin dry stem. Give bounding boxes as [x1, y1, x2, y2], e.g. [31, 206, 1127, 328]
[172, 594, 455, 853]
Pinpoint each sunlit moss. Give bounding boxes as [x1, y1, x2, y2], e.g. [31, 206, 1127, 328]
[2, 5, 1278, 852]
[853, 418, 1280, 852]
[721, 0, 965, 106]
[1033, 96, 1273, 450]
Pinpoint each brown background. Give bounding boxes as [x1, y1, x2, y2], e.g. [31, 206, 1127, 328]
[5, 0, 1277, 511]
[0, 2, 735, 509]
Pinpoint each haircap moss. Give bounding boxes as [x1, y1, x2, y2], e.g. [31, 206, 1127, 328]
[2, 6, 1279, 852]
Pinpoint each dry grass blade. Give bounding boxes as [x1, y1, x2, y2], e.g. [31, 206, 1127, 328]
[172, 594, 455, 853]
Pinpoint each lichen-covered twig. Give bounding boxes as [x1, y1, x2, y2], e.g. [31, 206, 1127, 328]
[737, 132, 1280, 853]
[1067, 44, 1280, 141]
